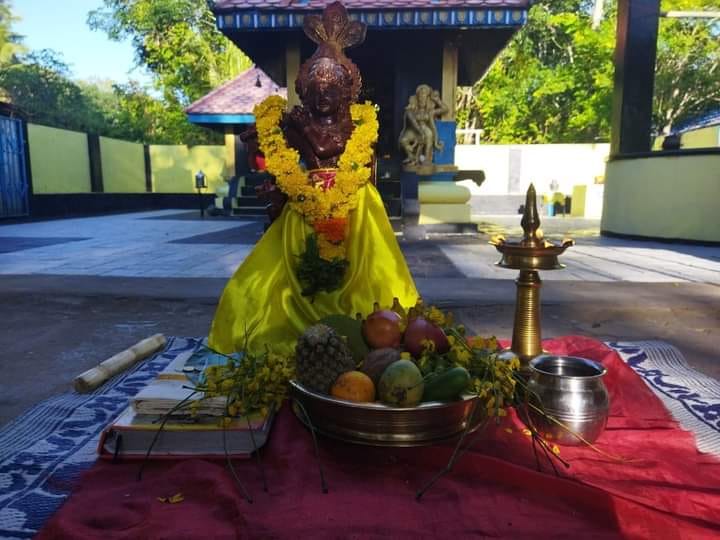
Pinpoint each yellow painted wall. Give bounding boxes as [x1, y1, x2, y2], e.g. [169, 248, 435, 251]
[100, 137, 146, 193]
[150, 145, 227, 193]
[571, 185, 587, 217]
[27, 124, 91, 193]
[682, 126, 719, 149]
[654, 126, 719, 150]
[601, 154, 720, 242]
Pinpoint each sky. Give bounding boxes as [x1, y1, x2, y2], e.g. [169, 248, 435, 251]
[13, 0, 150, 84]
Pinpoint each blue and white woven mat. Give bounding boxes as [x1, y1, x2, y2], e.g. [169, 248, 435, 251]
[608, 341, 720, 456]
[0, 337, 197, 540]
[0, 339, 718, 539]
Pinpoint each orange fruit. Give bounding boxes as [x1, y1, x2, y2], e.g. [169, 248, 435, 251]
[331, 371, 376, 403]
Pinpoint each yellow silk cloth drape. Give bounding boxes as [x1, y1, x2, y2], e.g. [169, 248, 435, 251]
[208, 183, 419, 356]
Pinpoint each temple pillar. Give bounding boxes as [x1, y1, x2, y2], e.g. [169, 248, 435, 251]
[286, 39, 301, 109]
[610, 0, 661, 156]
[441, 38, 458, 121]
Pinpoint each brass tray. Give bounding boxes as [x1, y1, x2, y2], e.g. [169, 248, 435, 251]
[289, 380, 485, 447]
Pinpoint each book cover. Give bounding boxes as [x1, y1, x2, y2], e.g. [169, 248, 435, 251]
[99, 405, 273, 460]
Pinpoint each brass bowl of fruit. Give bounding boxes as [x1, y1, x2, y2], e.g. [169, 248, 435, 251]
[290, 380, 485, 447]
[289, 302, 513, 447]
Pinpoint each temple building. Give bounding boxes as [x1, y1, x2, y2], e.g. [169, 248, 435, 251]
[602, 0, 719, 243]
[202, 0, 531, 227]
[211, 1, 529, 154]
[186, 65, 286, 178]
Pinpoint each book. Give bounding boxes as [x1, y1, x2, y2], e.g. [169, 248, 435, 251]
[131, 347, 241, 417]
[98, 405, 274, 460]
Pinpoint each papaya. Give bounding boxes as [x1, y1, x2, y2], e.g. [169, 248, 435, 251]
[319, 314, 369, 364]
[421, 367, 471, 402]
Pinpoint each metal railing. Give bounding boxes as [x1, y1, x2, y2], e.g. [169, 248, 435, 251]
[456, 129, 484, 145]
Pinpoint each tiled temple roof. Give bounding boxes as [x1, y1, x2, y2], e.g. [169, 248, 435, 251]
[213, 1, 530, 9]
[213, 1, 530, 30]
[185, 66, 286, 118]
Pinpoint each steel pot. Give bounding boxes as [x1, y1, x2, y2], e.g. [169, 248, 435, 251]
[525, 355, 609, 446]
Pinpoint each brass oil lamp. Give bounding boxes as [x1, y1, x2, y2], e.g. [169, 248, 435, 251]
[490, 184, 574, 368]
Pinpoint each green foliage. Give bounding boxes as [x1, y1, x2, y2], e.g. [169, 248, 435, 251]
[88, 0, 251, 106]
[111, 81, 221, 144]
[0, 50, 108, 132]
[654, 0, 720, 133]
[0, 48, 218, 143]
[296, 235, 349, 301]
[0, 0, 24, 65]
[464, 0, 720, 142]
[472, 0, 615, 143]
[0, 0, 232, 144]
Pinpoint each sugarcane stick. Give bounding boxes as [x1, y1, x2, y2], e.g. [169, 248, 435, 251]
[74, 334, 167, 393]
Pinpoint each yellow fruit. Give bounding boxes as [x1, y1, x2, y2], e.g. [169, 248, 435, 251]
[330, 371, 376, 403]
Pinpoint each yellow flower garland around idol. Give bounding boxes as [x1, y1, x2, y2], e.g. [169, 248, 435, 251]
[253, 95, 379, 297]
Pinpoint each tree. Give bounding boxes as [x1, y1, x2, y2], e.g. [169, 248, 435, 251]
[654, 0, 720, 133]
[111, 81, 221, 144]
[0, 49, 109, 132]
[471, 0, 615, 143]
[88, 0, 251, 106]
[0, 0, 24, 66]
[462, 0, 720, 143]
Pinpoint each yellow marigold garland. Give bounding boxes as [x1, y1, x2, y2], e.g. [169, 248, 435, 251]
[253, 95, 378, 230]
[253, 95, 378, 297]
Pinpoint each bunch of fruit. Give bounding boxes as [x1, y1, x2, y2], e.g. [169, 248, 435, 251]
[295, 298, 520, 416]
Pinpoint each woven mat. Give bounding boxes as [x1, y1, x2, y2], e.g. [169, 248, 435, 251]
[0, 337, 197, 540]
[1, 338, 718, 538]
[608, 340, 720, 456]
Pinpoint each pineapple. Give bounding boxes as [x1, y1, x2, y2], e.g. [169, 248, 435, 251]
[296, 324, 355, 394]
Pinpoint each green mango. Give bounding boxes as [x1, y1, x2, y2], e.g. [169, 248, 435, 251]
[378, 360, 424, 407]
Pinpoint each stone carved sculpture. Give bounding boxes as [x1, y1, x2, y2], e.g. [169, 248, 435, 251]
[399, 84, 449, 167]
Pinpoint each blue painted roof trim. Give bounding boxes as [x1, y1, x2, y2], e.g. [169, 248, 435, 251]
[187, 113, 255, 125]
[674, 110, 720, 134]
[217, 8, 527, 31]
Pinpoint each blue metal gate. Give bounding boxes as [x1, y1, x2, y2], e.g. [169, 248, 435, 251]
[0, 114, 29, 218]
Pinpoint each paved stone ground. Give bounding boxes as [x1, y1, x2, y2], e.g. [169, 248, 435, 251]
[1, 210, 718, 426]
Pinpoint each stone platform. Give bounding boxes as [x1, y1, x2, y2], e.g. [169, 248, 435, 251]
[0, 209, 718, 426]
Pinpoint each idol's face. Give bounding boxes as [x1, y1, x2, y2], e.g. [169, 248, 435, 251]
[306, 58, 348, 117]
[309, 80, 342, 116]
[417, 87, 431, 108]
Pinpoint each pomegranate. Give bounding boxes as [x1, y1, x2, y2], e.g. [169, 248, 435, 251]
[362, 303, 403, 349]
[403, 316, 449, 358]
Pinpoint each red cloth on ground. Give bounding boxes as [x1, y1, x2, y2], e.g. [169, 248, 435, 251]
[37, 337, 720, 539]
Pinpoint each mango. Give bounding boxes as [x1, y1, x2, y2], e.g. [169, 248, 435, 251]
[378, 359, 424, 407]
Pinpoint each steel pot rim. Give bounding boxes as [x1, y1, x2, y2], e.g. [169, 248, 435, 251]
[529, 355, 607, 380]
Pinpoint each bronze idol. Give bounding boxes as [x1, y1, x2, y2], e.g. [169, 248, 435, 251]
[254, 1, 366, 220]
[284, 1, 366, 170]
